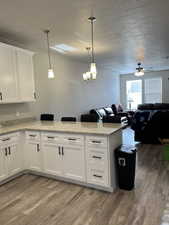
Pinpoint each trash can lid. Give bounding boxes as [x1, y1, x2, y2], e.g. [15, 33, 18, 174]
[119, 145, 136, 154]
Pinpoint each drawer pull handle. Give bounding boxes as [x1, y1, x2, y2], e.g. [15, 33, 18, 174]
[47, 136, 55, 139]
[92, 140, 101, 144]
[93, 174, 102, 178]
[58, 146, 61, 155]
[0, 92, 2, 101]
[68, 138, 77, 141]
[29, 135, 36, 137]
[2, 138, 10, 142]
[92, 156, 102, 159]
[37, 144, 40, 152]
[5, 148, 8, 156]
[8, 147, 11, 155]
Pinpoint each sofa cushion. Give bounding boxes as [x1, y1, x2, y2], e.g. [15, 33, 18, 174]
[117, 104, 123, 113]
[104, 107, 113, 115]
[97, 108, 106, 118]
[90, 109, 101, 120]
[111, 104, 118, 115]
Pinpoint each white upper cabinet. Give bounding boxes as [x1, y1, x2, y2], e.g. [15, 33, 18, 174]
[16, 49, 35, 102]
[0, 43, 18, 103]
[0, 42, 35, 104]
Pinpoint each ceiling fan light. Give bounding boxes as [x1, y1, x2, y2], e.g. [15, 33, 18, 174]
[134, 62, 144, 76]
[48, 69, 55, 79]
[90, 63, 97, 74]
[135, 70, 144, 76]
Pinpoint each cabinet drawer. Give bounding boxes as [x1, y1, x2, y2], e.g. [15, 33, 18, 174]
[87, 168, 109, 187]
[26, 131, 40, 141]
[86, 136, 108, 148]
[0, 132, 19, 144]
[87, 150, 108, 169]
[62, 134, 84, 146]
[41, 132, 61, 143]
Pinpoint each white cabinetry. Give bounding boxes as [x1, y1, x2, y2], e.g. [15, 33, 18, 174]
[0, 43, 18, 103]
[86, 136, 109, 187]
[43, 143, 63, 176]
[0, 42, 35, 104]
[41, 133, 86, 182]
[0, 129, 121, 192]
[16, 49, 35, 102]
[0, 133, 22, 181]
[0, 147, 8, 181]
[25, 131, 42, 172]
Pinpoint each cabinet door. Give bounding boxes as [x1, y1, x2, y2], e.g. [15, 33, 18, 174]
[27, 141, 42, 172]
[63, 146, 85, 182]
[42, 143, 63, 176]
[0, 147, 8, 181]
[8, 142, 22, 176]
[16, 50, 35, 102]
[0, 44, 18, 103]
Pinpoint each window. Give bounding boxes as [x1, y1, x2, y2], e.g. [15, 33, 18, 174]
[144, 78, 162, 103]
[126, 80, 142, 110]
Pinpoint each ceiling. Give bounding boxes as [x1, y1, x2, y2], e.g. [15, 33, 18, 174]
[0, 0, 169, 74]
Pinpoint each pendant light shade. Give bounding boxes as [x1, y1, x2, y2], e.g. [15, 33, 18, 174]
[88, 17, 97, 79]
[90, 63, 97, 74]
[44, 30, 55, 79]
[48, 69, 55, 79]
[135, 63, 144, 76]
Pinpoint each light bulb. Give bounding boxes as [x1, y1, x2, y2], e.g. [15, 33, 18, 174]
[83, 73, 87, 81]
[86, 72, 91, 80]
[135, 69, 144, 76]
[90, 63, 97, 74]
[48, 69, 55, 79]
[91, 72, 97, 80]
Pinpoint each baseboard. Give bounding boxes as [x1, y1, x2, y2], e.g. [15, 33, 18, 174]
[0, 170, 114, 193]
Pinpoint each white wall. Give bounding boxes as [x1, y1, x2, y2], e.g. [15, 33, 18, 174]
[120, 70, 169, 109]
[0, 51, 120, 122]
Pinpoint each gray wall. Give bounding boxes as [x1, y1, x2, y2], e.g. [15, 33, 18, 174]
[0, 51, 120, 122]
[120, 70, 169, 109]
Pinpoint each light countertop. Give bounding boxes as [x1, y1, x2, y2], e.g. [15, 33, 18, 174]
[0, 121, 126, 136]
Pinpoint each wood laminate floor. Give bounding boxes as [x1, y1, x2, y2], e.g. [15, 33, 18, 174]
[0, 143, 169, 225]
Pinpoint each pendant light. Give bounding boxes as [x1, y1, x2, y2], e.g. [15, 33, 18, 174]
[44, 30, 55, 79]
[135, 62, 144, 76]
[88, 16, 97, 79]
[83, 47, 92, 81]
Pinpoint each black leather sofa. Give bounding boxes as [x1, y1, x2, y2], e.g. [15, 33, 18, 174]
[90, 106, 128, 123]
[131, 103, 169, 143]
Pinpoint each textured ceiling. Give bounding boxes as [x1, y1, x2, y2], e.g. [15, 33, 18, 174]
[0, 0, 169, 74]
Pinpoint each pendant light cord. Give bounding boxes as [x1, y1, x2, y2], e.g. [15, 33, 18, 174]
[45, 30, 52, 69]
[86, 47, 91, 65]
[91, 19, 95, 63]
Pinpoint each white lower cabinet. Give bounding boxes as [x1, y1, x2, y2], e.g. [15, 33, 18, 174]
[86, 136, 109, 187]
[42, 143, 63, 176]
[8, 142, 22, 176]
[25, 131, 42, 172]
[0, 147, 8, 181]
[0, 131, 113, 190]
[0, 133, 22, 181]
[26, 141, 42, 172]
[63, 145, 85, 182]
[41, 133, 86, 182]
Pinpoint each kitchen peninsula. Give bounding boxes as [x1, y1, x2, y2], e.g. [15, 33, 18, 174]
[0, 121, 124, 192]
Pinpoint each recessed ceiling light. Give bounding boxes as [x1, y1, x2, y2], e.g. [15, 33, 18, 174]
[50, 44, 77, 53]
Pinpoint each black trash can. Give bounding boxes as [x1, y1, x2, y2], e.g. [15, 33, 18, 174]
[115, 145, 136, 191]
